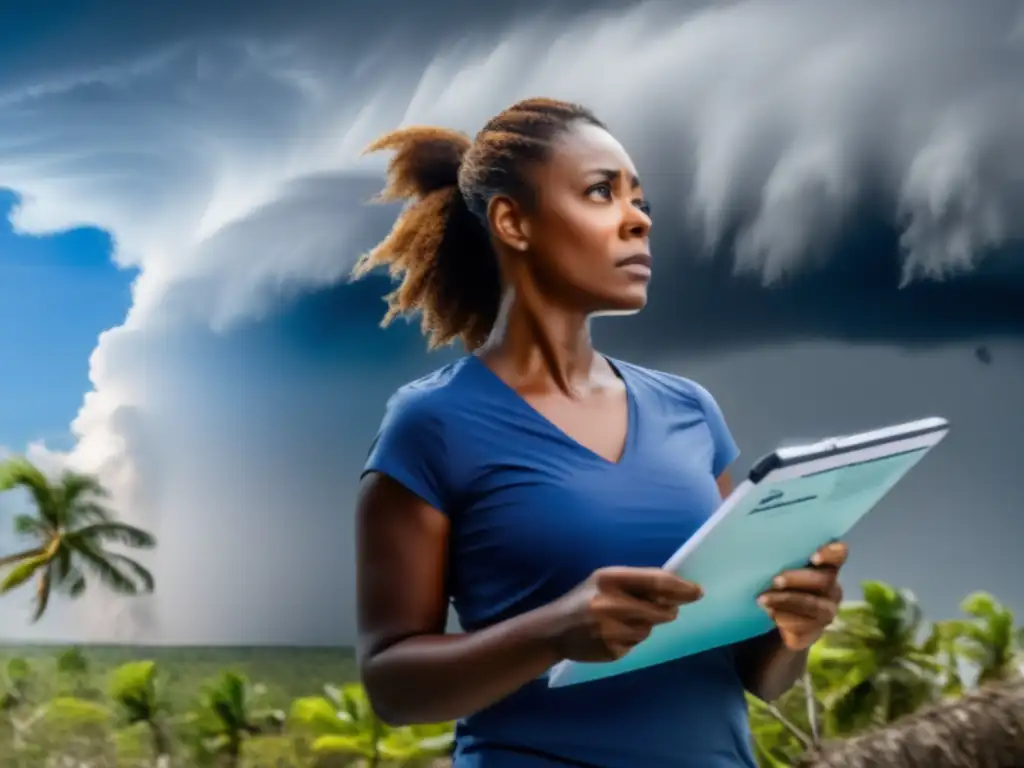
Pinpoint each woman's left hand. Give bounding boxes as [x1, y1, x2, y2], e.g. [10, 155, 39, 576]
[757, 541, 847, 651]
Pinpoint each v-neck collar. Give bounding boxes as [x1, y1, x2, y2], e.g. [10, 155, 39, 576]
[466, 354, 638, 467]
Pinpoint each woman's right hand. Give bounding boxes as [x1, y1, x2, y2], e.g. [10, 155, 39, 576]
[545, 567, 704, 663]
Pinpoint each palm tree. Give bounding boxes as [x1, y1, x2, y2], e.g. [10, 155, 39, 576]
[0, 456, 156, 622]
[920, 618, 966, 698]
[185, 671, 284, 767]
[108, 660, 171, 759]
[811, 580, 941, 735]
[801, 679, 1024, 768]
[945, 591, 1023, 686]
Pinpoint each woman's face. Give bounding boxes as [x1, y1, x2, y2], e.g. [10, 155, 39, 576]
[522, 122, 653, 314]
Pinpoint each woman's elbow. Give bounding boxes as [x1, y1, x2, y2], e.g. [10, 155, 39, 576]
[360, 655, 411, 726]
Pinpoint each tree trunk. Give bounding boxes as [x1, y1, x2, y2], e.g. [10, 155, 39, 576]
[150, 721, 170, 758]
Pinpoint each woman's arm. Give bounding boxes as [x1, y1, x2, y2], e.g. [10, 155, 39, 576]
[356, 472, 699, 725]
[356, 472, 564, 725]
[734, 631, 808, 702]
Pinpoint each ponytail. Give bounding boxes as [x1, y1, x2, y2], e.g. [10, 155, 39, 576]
[353, 98, 604, 350]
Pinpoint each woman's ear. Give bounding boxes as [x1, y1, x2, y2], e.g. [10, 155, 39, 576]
[487, 194, 530, 252]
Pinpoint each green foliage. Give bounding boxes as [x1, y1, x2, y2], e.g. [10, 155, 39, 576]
[0, 656, 31, 711]
[6, 656, 31, 682]
[810, 581, 940, 734]
[0, 582, 1019, 766]
[57, 646, 90, 676]
[24, 696, 116, 763]
[289, 682, 454, 765]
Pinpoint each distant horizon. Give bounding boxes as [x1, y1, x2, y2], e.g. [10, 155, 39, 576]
[0, 640, 356, 652]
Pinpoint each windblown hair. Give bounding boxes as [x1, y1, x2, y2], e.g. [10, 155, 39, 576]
[351, 97, 605, 350]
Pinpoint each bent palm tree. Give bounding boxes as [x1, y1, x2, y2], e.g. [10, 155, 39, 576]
[802, 679, 1024, 768]
[0, 456, 156, 622]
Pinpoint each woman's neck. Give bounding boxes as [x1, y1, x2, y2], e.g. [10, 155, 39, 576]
[478, 289, 599, 396]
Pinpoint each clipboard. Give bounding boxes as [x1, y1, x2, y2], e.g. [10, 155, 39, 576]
[546, 416, 950, 688]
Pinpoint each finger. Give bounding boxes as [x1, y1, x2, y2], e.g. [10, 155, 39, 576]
[600, 616, 664, 659]
[611, 618, 655, 646]
[810, 541, 848, 568]
[603, 636, 644, 661]
[609, 595, 679, 627]
[600, 567, 703, 604]
[771, 568, 835, 595]
[829, 581, 843, 604]
[759, 591, 837, 623]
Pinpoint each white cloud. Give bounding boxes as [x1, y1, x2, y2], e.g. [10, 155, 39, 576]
[2, 0, 1023, 641]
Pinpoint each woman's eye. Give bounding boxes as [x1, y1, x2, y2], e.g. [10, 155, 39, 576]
[587, 183, 612, 200]
[635, 199, 651, 216]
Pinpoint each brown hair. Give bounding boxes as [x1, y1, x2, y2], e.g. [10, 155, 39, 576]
[351, 97, 606, 350]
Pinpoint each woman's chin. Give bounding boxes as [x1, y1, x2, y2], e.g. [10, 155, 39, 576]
[592, 291, 648, 318]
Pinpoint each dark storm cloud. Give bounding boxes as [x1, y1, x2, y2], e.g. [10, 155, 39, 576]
[0, 0, 639, 97]
[600, 220, 1024, 357]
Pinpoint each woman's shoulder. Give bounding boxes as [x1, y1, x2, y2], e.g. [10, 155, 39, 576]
[610, 357, 717, 408]
[380, 356, 478, 426]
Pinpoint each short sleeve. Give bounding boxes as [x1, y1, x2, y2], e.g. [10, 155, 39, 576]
[694, 384, 740, 477]
[362, 391, 451, 513]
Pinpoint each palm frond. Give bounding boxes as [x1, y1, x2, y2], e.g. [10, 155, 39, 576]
[58, 470, 110, 506]
[70, 521, 157, 550]
[73, 545, 143, 595]
[107, 552, 155, 593]
[72, 502, 115, 524]
[31, 566, 53, 623]
[0, 553, 50, 594]
[55, 563, 88, 598]
[0, 457, 48, 492]
[0, 547, 45, 569]
[53, 548, 73, 581]
[0, 457, 61, 526]
[67, 573, 87, 597]
[12, 514, 50, 539]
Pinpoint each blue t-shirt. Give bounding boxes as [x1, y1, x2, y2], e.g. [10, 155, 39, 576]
[363, 355, 757, 768]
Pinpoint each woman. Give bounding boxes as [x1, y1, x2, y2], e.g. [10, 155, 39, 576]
[352, 98, 847, 767]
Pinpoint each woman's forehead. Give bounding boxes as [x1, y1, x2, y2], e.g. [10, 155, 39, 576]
[547, 122, 639, 180]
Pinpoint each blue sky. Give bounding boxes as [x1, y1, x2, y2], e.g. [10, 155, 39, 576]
[0, 190, 133, 452]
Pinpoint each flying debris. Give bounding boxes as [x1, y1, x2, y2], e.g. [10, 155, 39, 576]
[974, 346, 993, 365]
